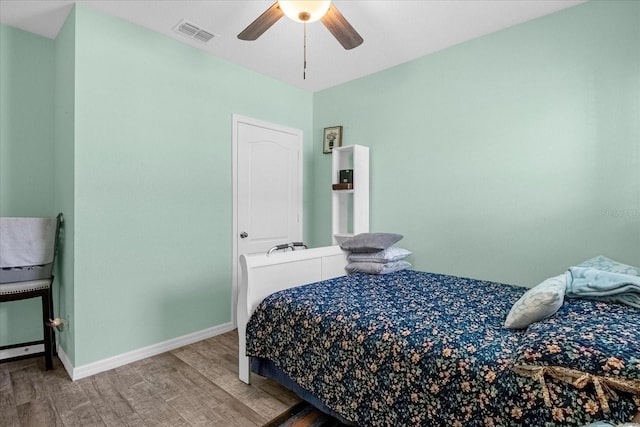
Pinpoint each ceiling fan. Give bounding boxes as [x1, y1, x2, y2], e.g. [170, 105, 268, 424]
[238, 1, 364, 50]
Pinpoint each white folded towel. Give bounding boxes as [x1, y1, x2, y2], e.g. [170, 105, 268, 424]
[0, 217, 58, 268]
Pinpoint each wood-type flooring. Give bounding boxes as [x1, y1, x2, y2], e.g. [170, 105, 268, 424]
[0, 330, 300, 427]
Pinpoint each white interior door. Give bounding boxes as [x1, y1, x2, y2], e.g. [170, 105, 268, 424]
[232, 114, 303, 325]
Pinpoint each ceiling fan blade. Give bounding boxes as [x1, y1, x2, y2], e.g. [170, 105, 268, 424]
[238, 2, 284, 41]
[321, 4, 363, 50]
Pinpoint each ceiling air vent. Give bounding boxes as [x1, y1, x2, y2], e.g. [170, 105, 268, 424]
[174, 19, 217, 43]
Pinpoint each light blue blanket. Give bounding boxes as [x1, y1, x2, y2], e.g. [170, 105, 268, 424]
[565, 266, 640, 308]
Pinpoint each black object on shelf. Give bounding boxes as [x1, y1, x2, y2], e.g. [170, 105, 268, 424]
[339, 169, 353, 183]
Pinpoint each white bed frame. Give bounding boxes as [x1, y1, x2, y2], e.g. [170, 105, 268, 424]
[237, 245, 349, 384]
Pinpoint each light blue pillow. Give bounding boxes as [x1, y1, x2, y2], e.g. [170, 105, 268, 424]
[577, 255, 640, 276]
[504, 274, 567, 329]
[345, 260, 411, 275]
[347, 247, 412, 263]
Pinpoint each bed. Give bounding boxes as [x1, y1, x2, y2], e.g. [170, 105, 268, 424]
[237, 246, 640, 426]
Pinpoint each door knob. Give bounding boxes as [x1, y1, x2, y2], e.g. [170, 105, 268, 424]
[240, 232, 248, 238]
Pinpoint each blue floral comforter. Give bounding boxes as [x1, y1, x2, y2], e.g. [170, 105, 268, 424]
[246, 270, 640, 426]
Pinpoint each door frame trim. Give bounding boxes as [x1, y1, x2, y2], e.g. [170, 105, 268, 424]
[231, 114, 303, 328]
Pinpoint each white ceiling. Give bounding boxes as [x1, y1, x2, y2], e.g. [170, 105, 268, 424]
[0, 0, 586, 92]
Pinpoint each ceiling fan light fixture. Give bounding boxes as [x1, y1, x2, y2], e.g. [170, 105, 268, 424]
[278, 0, 331, 23]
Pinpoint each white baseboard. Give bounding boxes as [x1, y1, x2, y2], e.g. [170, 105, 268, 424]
[0, 343, 45, 360]
[68, 322, 235, 381]
[56, 343, 73, 378]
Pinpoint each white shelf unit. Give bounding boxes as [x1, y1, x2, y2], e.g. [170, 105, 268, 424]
[331, 144, 369, 245]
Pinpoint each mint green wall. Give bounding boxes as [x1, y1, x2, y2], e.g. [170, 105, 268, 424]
[313, 0, 640, 286]
[0, 25, 56, 345]
[53, 9, 76, 363]
[1, 5, 313, 366]
[71, 6, 312, 365]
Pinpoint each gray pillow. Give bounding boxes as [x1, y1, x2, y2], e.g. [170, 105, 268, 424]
[348, 247, 412, 263]
[345, 260, 411, 275]
[339, 233, 403, 253]
[504, 274, 567, 329]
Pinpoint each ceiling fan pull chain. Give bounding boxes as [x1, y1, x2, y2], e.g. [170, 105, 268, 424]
[303, 22, 307, 80]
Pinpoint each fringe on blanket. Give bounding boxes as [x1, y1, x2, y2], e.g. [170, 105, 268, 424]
[512, 364, 640, 415]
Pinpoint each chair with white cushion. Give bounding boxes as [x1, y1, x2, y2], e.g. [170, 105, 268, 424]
[0, 213, 62, 370]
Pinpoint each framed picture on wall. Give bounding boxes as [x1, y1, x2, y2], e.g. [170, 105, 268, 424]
[323, 126, 343, 154]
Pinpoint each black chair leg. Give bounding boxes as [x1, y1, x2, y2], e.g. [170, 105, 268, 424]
[41, 291, 54, 370]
